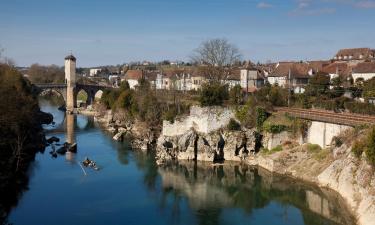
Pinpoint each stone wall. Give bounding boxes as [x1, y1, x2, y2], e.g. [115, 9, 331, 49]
[307, 121, 351, 148]
[162, 106, 235, 136]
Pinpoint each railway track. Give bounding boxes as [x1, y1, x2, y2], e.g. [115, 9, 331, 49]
[274, 107, 375, 126]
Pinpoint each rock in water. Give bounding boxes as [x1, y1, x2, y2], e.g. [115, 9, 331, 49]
[56, 146, 67, 154]
[47, 136, 60, 144]
[68, 143, 77, 153]
[113, 131, 126, 141]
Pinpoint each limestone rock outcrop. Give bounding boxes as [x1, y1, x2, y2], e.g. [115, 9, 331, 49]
[156, 128, 257, 165]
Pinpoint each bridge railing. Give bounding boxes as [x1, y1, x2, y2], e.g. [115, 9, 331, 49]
[34, 83, 67, 88]
[275, 107, 375, 127]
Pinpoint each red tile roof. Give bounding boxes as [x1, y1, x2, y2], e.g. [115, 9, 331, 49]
[322, 62, 351, 76]
[125, 70, 143, 80]
[335, 48, 375, 60]
[353, 62, 375, 73]
[269, 62, 310, 78]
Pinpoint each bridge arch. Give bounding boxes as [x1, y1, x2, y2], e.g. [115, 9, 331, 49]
[34, 83, 110, 110]
[75, 88, 89, 107]
[94, 90, 103, 101]
[38, 88, 67, 104]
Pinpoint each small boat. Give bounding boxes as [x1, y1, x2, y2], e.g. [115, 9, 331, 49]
[82, 157, 100, 170]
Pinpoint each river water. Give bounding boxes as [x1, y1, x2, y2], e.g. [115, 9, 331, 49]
[6, 99, 356, 225]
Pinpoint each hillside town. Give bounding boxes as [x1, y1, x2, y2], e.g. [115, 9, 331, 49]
[83, 47, 375, 97]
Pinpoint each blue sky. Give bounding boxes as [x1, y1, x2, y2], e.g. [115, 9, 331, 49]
[0, 0, 374, 67]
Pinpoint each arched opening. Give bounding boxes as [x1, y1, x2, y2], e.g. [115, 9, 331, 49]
[94, 90, 103, 102]
[38, 89, 66, 129]
[38, 89, 65, 106]
[76, 89, 88, 108]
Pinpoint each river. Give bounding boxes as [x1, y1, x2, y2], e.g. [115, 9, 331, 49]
[6, 99, 356, 225]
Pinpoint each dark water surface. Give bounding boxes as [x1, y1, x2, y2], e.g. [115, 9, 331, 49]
[7, 99, 356, 225]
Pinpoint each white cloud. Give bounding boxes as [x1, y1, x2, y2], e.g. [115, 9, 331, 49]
[355, 0, 375, 8]
[257, 2, 273, 8]
[289, 0, 336, 16]
[289, 8, 336, 16]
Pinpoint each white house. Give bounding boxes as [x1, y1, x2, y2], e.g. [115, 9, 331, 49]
[267, 62, 311, 93]
[90, 68, 102, 77]
[108, 75, 120, 87]
[123, 70, 143, 89]
[176, 73, 192, 91]
[155, 73, 164, 90]
[352, 62, 375, 82]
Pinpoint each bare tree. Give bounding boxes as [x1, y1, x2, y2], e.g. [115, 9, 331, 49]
[191, 38, 242, 81]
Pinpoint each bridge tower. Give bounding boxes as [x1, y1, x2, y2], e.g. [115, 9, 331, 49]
[65, 54, 76, 112]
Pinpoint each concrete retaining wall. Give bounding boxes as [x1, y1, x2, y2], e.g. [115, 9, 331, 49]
[307, 121, 351, 148]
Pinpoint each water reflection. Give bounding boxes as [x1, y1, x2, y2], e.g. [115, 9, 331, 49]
[156, 161, 355, 225]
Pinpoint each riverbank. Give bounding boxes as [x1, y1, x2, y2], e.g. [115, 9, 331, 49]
[247, 142, 375, 225]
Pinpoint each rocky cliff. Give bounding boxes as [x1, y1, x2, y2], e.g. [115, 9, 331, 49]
[156, 128, 257, 164]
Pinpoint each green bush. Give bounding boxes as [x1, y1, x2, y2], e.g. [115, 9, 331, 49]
[235, 96, 257, 128]
[306, 143, 321, 152]
[261, 145, 283, 155]
[270, 145, 283, 153]
[115, 89, 134, 110]
[352, 140, 365, 158]
[269, 85, 287, 106]
[227, 118, 241, 131]
[101, 89, 119, 109]
[263, 123, 287, 134]
[229, 84, 243, 105]
[344, 102, 375, 115]
[163, 106, 178, 123]
[199, 83, 229, 106]
[256, 107, 268, 129]
[365, 127, 375, 165]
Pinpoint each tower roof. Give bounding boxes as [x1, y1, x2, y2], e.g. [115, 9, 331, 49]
[65, 54, 76, 61]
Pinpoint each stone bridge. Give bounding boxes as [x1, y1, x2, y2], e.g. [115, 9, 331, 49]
[34, 83, 111, 108]
[32, 54, 113, 112]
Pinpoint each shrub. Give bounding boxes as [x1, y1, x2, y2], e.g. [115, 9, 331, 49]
[269, 85, 287, 106]
[306, 143, 321, 152]
[261, 145, 283, 155]
[352, 140, 365, 158]
[199, 83, 229, 106]
[332, 136, 343, 147]
[263, 123, 287, 134]
[163, 106, 178, 123]
[365, 127, 375, 166]
[101, 89, 119, 109]
[229, 84, 243, 105]
[314, 148, 330, 161]
[227, 118, 241, 131]
[344, 102, 375, 115]
[115, 89, 134, 110]
[235, 96, 257, 128]
[256, 107, 268, 129]
[270, 145, 283, 153]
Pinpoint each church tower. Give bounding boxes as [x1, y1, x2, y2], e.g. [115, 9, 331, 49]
[65, 54, 76, 112]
